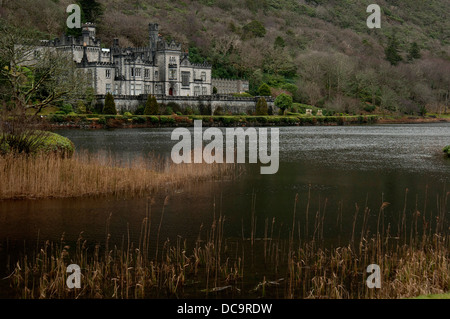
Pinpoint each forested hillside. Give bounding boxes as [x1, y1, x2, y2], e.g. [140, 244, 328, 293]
[1, 0, 449, 114]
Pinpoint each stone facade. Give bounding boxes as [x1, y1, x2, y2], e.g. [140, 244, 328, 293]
[212, 78, 250, 94]
[95, 94, 276, 115]
[37, 22, 269, 114]
[42, 23, 212, 97]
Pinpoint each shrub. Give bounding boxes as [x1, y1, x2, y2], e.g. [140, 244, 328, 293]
[258, 83, 271, 96]
[164, 106, 173, 115]
[148, 116, 159, 124]
[123, 112, 132, 117]
[256, 97, 268, 115]
[135, 105, 145, 115]
[50, 114, 66, 123]
[160, 116, 176, 124]
[364, 104, 376, 113]
[61, 103, 73, 114]
[184, 106, 194, 115]
[242, 20, 266, 39]
[213, 106, 225, 116]
[275, 93, 293, 111]
[167, 102, 181, 114]
[0, 131, 74, 157]
[443, 145, 450, 158]
[281, 83, 298, 95]
[132, 116, 146, 124]
[97, 117, 107, 125]
[76, 100, 86, 114]
[102, 93, 117, 115]
[144, 95, 159, 115]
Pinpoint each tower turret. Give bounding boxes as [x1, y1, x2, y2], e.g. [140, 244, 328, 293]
[149, 23, 159, 52]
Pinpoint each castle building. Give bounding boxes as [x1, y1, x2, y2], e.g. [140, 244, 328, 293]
[212, 78, 250, 95]
[43, 23, 213, 97]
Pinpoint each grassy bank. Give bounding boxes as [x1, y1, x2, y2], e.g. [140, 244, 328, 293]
[6, 191, 449, 299]
[444, 145, 450, 158]
[47, 113, 381, 128]
[44, 113, 450, 129]
[0, 131, 74, 156]
[0, 152, 237, 200]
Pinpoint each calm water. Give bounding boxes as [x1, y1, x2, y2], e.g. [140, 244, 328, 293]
[1, 123, 450, 280]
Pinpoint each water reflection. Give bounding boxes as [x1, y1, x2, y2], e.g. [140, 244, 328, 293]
[0, 124, 449, 268]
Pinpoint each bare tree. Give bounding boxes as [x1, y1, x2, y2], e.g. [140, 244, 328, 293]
[0, 22, 90, 116]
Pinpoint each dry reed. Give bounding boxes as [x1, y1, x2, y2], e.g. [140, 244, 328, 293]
[0, 151, 238, 199]
[5, 189, 449, 299]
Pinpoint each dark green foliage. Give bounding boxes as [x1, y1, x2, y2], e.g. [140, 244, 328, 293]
[407, 42, 421, 61]
[281, 83, 298, 95]
[213, 106, 225, 116]
[144, 95, 159, 115]
[213, 86, 218, 94]
[134, 105, 145, 115]
[102, 93, 117, 115]
[242, 20, 266, 39]
[132, 116, 146, 124]
[160, 116, 176, 124]
[189, 46, 207, 64]
[167, 102, 181, 114]
[275, 93, 293, 111]
[258, 83, 271, 96]
[255, 97, 268, 115]
[77, 0, 104, 23]
[274, 36, 285, 48]
[385, 35, 403, 66]
[199, 104, 212, 115]
[363, 104, 376, 113]
[419, 105, 427, 116]
[443, 145, 450, 158]
[164, 106, 173, 115]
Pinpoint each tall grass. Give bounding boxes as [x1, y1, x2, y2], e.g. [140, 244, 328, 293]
[0, 151, 238, 199]
[5, 189, 449, 299]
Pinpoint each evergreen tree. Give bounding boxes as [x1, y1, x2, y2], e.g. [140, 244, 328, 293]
[255, 97, 268, 115]
[385, 36, 403, 66]
[407, 42, 421, 61]
[213, 86, 218, 94]
[78, 0, 104, 23]
[258, 83, 271, 96]
[102, 93, 117, 115]
[274, 93, 293, 112]
[274, 36, 286, 49]
[144, 95, 159, 115]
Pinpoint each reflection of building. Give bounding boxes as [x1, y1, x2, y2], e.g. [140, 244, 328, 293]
[212, 78, 250, 95]
[42, 23, 212, 97]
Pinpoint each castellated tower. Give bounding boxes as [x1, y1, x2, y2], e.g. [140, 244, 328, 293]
[149, 23, 159, 52]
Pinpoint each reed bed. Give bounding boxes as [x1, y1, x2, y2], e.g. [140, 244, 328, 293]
[0, 151, 238, 199]
[5, 189, 449, 299]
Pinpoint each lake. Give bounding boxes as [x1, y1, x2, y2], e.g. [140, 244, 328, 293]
[1, 123, 450, 284]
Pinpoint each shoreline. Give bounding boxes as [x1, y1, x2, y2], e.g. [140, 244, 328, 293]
[45, 114, 450, 129]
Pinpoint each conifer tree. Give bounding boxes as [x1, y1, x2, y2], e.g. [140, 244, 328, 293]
[102, 92, 117, 115]
[144, 95, 159, 115]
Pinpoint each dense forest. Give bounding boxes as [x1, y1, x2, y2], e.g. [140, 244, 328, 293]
[0, 0, 449, 115]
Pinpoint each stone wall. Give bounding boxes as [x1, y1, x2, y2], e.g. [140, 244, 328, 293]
[95, 94, 276, 115]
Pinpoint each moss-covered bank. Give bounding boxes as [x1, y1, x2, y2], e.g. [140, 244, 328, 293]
[444, 145, 450, 157]
[0, 131, 74, 157]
